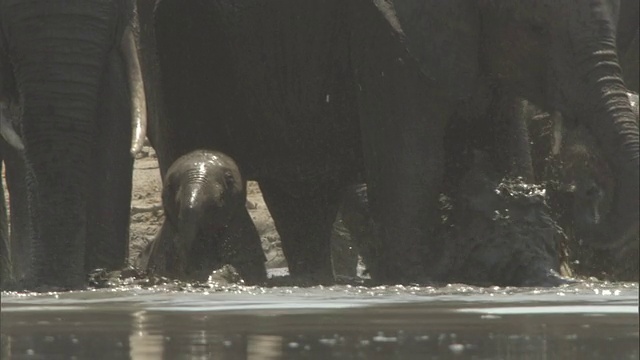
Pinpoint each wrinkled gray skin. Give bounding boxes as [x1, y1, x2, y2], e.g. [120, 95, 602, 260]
[616, 0, 639, 93]
[136, 150, 267, 284]
[0, 0, 138, 290]
[143, 1, 638, 284]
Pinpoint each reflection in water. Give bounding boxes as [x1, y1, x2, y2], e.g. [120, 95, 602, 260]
[130, 310, 161, 359]
[1, 283, 638, 359]
[247, 335, 282, 360]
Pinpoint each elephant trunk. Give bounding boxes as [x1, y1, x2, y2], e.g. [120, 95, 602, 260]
[2, 1, 124, 289]
[174, 182, 211, 275]
[566, 2, 639, 248]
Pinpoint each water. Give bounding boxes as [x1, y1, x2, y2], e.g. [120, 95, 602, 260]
[1, 278, 638, 359]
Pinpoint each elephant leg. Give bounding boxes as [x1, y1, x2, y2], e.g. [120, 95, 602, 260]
[136, 220, 175, 276]
[85, 52, 133, 272]
[484, 90, 535, 182]
[0, 154, 10, 286]
[2, 141, 29, 282]
[350, 8, 454, 283]
[259, 180, 340, 284]
[221, 207, 267, 285]
[357, 100, 446, 283]
[330, 206, 360, 279]
[339, 183, 376, 278]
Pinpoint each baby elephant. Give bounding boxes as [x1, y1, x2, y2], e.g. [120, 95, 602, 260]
[529, 92, 639, 280]
[137, 150, 267, 284]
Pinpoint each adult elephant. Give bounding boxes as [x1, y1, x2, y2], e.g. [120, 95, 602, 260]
[462, 1, 638, 281]
[147, 0, 637, 284]
[527, 92, 639, 281]
[445, 20, 638, 243]
[0, 0, 148, 290]
[348, 0, 638, 282]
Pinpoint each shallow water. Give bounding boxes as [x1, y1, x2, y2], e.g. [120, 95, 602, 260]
[1, 276, 638, 360]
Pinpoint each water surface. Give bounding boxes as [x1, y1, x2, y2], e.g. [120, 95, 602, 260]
[1, 279, 638, 359]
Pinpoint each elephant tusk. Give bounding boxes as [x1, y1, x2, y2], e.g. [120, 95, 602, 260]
[0, 102, 24, 151]
[121, 23, 147, 158]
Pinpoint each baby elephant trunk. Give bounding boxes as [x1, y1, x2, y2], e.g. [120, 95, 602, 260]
[174, 181, 221, 275]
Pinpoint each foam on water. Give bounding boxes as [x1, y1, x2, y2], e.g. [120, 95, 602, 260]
[2, 278, 637, 313]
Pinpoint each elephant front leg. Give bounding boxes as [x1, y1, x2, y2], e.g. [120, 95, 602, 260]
[2, 140, 30, 284]
[361, 124, 445, 284]
[85, 53, 134, 272]
[352, 51, 448, 283]
[349, 1, 465, 284]
[0, 157, 10, 287]
[259, 180, 340, 285]
[483, 89, 535, 182]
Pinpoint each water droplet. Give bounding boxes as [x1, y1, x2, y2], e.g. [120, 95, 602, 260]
[449, 343, 465, 355]
[319, 338, 337, 346]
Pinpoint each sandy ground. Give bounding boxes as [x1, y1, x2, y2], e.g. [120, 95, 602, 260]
[128, 145, 287, 269]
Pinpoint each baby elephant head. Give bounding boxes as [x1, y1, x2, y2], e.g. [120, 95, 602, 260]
[162, 150, 245, 279]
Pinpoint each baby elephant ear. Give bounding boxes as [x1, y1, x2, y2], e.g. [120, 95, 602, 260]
[223, 169, 242, 192]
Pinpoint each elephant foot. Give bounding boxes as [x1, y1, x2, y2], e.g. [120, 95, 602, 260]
[220, 208, 268, 286]
[437, 150, 571, 287]
[265, 273, 334, 287]
[258, 180, 340, 286]
[519, 269, 576, 288]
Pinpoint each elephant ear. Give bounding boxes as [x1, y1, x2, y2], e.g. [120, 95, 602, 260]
[161, 171, 180, 227]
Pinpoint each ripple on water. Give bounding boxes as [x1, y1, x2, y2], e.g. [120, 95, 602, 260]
[1, 280, 638, 360]
[1, 278, 637, 313]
